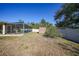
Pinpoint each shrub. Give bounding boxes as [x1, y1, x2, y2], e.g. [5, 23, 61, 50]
[44, 25, 60, 38]
[0, 30, 2, 34]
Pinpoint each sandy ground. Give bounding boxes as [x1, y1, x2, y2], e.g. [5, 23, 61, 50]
[0, 32, 79, 56]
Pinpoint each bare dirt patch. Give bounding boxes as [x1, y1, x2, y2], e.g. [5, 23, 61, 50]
[0, 32, 79, 56]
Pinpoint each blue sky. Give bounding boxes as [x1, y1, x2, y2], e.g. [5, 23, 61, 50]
[0, 3, 62, 25]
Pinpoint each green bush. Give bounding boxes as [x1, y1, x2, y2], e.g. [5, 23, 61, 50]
[44, 25, 60, 38]
[0, 30, 2, 34]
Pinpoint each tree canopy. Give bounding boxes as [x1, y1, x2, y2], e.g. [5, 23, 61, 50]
[40, 18, 47, 27]
[54, 3, 79, 28]
[28, 18, 52, 29]
[29, 22, 39, 29]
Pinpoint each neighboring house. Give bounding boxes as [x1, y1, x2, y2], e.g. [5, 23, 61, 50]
[0, 22, 25, 34]
[39, 27, 46, 33]
[0, 21, 46, 35]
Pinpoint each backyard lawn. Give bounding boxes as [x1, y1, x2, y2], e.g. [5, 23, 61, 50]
[0, 32, 79, 56]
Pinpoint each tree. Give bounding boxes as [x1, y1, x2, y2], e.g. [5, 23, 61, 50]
[54, 3, 79, 28]
[40, 18, 47, 27]
[30, 22, 39, 29]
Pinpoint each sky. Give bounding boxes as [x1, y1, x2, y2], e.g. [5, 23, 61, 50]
[0, 3, 62, 25]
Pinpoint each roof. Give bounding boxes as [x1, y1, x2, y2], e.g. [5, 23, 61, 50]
[0, 21, 24, 25]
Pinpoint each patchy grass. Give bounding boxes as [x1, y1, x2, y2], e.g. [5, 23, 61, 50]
[0, 32, 79, 56]
[0, 36, 19, 40]
[19, 44, 28, 49]
[57, 37, 79, 56]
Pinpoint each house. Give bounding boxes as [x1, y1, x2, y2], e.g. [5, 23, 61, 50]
[0, 22, 25, 35]
[39, 27, 46, 33]
[0, 21, 46, 35]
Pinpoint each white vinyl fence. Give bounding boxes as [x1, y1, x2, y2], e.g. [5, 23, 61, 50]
[32, 29, 39, 32]
[59, 28, 79, 43]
